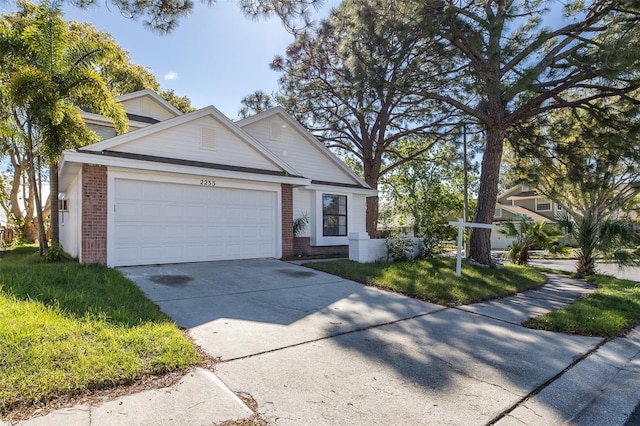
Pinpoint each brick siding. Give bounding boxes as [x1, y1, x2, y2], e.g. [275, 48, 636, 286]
[81, 165, 108, 264]
[293, 237, 348, 257]
[281, 184, 294, 258]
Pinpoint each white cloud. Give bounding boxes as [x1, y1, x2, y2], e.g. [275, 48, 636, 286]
[164, 71, 179, 81]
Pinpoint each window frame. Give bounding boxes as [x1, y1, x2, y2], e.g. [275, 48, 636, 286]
[322, 194, 348, 237]
[535, 197, 552, 212]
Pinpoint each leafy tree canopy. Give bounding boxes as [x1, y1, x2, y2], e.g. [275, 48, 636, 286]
[410, 0, 640, 263]
[509, 94, 640, 224]
[238, 90, 276, 119]
[60, 0, 321, 33]
[381, 139, 479, 239]
[272, 0, 459, 235]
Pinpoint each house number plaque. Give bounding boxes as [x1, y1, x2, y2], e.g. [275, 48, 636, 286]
[199, 179, 216, 187]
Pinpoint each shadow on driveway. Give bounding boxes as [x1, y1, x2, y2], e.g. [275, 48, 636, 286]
[121, 259, 603, 424]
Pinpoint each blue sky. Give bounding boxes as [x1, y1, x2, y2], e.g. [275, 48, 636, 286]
[58, 1, 342, 119]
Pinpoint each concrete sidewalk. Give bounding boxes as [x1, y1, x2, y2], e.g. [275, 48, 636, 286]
[4, 262, 640, 425]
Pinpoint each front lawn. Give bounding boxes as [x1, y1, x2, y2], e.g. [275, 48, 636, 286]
[525, 274, 640, 338]
[0, 246, 201, 415]
[304, 258, 546, 305]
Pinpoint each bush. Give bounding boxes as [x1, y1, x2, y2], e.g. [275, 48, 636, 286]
[385, 233, 415, 261]
[417, 236, 439, 259]
[43, 243, 67, 263]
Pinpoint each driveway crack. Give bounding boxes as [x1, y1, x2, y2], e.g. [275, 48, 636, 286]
[485, 339, 607, 425]
[219, 307, 450, 363]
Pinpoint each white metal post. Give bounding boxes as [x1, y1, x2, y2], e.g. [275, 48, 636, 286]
[449, 219, 495, 277]
[456, 218, 464, 276]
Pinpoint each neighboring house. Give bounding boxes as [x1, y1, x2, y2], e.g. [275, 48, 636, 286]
[491, 184, 564, 249]
[59, 90, 376, 267]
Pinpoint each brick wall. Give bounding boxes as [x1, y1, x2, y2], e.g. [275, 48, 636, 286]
[281, 184, 294, 258]
[293, 237, 348, 257]
[81, 165, 108, 264]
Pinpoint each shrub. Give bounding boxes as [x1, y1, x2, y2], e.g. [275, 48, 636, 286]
[417, 236, 439, 259]
[293, 212, 309, 237]
[385, 233, 415, 261]
[43, 243, 67, 263]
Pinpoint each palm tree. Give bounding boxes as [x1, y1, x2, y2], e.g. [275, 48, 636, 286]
[500, 217, 568, 265]
[2, 1, 127, 253]
[557, 212, 639, 278]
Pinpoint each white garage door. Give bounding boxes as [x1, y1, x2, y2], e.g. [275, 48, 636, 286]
[112, 179, 277, 266]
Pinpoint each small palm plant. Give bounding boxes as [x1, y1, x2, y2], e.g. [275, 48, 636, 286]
[500, 217, 568, 265]
[556, 212, 639, 278]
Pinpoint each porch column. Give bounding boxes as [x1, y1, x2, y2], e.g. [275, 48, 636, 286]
[281, 184, 294, 258]
[81, 164, 108, 264]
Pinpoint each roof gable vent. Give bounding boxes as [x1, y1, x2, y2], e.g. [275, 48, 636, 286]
[201, 127, 216, 150]
[271, 122, 284, 141]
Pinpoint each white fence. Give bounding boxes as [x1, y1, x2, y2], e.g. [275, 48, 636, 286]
[348, 233, 423, 263]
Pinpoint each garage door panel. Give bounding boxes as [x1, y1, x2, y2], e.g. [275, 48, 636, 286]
[259, 227, 275, 239]
[225, 226, 243, 239]
[138, 245, 165, 261]
[115, 180, 142, 199]
[165, 185, 186, 200]
[113, 179, 277, 266]
[115, 247, 140, 263]
[207, 225, 225, 239]
[185, 224, 206, 239]
[164, 224, 184, 240]
[208, 206, 224, 219]
[165, 205, 184, 218]
[186, 205, 207, 220]
[162, 245, 186, 260]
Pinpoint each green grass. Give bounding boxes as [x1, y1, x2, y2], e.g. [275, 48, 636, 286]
[304, 258, 546, 305]
[0, 247, 201, 414]
[525, 274, 640, 338]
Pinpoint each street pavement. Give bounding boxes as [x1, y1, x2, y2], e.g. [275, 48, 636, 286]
[4, 260, 639, 425]
[527, 258, 640, 282]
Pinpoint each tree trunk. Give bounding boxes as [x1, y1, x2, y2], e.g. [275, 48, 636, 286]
[469, 125, 506, 264]
[21, 220, 38, 243]
[25, 125, 48, 254]
[366, 195, 379, 238]
[50, 162, 59, 245]
[363, 154, 381, 238]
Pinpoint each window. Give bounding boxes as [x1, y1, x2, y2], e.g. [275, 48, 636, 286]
[323, 194, 347, 236]
[536, 198, 552, 211]
[494, 208, 502, 218]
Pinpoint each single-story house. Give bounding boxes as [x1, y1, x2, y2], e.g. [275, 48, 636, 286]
[59, 90, 376, 267]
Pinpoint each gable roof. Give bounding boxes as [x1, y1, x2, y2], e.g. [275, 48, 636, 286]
[237, 107, 373, 190]
[82, 105, 301, 177]
[497, 184, 528, 201]
[496, 203, 554, 223]
[116, 89, 184, 118]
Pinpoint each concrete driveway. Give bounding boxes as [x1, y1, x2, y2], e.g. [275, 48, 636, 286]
[119, 260, 633, 425]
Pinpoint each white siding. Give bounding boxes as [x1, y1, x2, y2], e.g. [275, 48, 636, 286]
[293, 188, 311, 237]
[59, 171, 81, 259]
[242, 117, 360, 185]
[491, 224, 517, 250]
[121, 96, 178, 122]
[352, 194, 367, 234]
[114, 116, 281, 172]
[87, 124, 117, 140]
